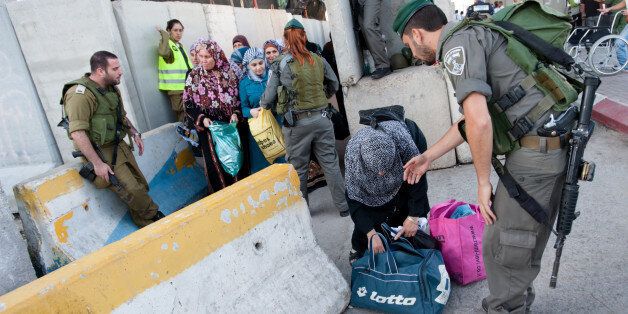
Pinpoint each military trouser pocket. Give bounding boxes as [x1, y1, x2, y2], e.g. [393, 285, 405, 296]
[93, 176, 111, 189]
[495, 229, 537, 269]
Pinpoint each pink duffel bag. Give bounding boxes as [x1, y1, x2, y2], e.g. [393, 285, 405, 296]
[429, 199, 486, 285]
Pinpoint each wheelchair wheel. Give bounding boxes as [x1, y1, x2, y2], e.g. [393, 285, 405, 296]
[588, 34, 628, 76]
[567, 44, 592, 72]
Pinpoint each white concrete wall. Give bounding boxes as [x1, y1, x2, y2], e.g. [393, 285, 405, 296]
[234, 8, 276, 49]
[166, 1, 210, 52]
[204, 4, 239, 56]
[6, 0, 144, 163]
[112, 1, 174, 130]
[0, 0, 62, 212]
[345, 66, 457, 169]
[0, 183, 36, 294]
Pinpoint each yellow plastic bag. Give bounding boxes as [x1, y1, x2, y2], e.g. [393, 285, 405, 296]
[248, 108, 286, 163]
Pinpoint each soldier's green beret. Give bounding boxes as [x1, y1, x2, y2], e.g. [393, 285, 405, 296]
[285, 18, 305, 30]
[393, 0, 435, 35]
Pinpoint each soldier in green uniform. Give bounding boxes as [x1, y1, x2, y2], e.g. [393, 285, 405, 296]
[260, 19, 349, 217]
[395, 1, 569, 312]
[62, 51, 163, 228]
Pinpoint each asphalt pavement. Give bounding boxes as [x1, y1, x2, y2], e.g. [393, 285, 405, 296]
[309, 125, 628, 313]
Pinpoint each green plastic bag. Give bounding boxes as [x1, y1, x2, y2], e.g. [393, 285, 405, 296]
[207, 122, 243, 177]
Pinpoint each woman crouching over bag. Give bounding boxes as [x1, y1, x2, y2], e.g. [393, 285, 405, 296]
[259, 19, 349, 217]
[183, 39, 243, 195]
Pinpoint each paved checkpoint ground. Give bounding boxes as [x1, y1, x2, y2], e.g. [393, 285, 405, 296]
[309, 125, 628, 313]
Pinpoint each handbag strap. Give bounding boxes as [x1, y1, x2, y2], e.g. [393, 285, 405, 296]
[430, 199, 465, 218]
[368, 233, 399, 274]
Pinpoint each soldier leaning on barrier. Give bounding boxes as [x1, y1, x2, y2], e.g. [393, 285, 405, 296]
[396, 1, 576, 312]
[60, 51, 164, 228]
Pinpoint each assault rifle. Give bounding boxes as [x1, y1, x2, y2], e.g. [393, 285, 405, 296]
[58, 116, 121, 187]
[72, 149, 121, 188]
[548, 76, 599, 288]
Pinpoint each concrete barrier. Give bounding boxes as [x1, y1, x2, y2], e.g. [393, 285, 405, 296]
[13, 123, 207, 275]
[0, 184, 36, 295]
[0, 165, 350, 312]
[6, 0, 145, 162]
[112, 0, 174, 130]
[345, 66, 456, 169]
[234, 8, 276, 49]
[0, 0, 62, 211]
[325, 0, 363, 86]
[270, 9, 293, 41]
[203, 4, 239, 57]
[166, 1, 210, 52]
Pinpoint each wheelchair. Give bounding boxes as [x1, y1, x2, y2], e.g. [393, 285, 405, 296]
[565, 11, 628, 76]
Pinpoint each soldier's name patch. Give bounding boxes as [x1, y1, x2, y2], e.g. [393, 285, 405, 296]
[75, 85, 86, 94]
[444, 46, 465, 76]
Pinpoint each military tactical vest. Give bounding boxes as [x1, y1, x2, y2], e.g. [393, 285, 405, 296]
[61, 75, 126, 146]
[440, 1, 580, 155]
[158, 39, 191, 91]
[276, 53, 327, 115]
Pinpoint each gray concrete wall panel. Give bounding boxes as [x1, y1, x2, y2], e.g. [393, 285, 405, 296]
[269, 10, 293, 41]
[0, 0, 62, 209]
[345, 66, 456, 169]
[203, 5, 239, 56]
[325, 0, 363, 86]
[166, 1, 210, 51]
[6, 0, 143, 163]
[0, 183, 36, 295]
[113, 1, 174, 131]
[233, 8, 276, 49]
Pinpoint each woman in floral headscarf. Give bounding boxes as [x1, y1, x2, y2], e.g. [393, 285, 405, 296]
[239, 47, 285, 174]
[183, 39, 243, 194]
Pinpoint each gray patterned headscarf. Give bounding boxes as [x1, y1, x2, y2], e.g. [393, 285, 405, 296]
[345, 121, 420, 206]
[242, 47, 266, 82]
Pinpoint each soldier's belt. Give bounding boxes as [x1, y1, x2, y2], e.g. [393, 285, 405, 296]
[520, 135, 568, 152]
[293, 108, 325, 121]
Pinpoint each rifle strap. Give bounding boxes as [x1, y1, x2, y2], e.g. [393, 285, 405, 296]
[491, 156, 552, 228]
[111, 102, 123, 170]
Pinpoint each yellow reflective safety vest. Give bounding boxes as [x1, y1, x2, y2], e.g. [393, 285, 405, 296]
[158, 39, 191, 91]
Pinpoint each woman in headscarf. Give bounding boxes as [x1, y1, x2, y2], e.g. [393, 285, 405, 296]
[230, 46, 250, 80]
[232, 35, 250, 50]
[262, 39, 283, 65]
[183, 39, 242, 194]
[239, 48, 285, 174]
[344, 119, 429, 262]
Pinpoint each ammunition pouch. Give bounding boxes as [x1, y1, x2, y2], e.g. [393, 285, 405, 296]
[464, 65, 579, 156]
[277, 85, 287, 115]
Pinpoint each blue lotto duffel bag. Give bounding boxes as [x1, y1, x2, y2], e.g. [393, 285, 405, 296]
[350, 230, 451, 314]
